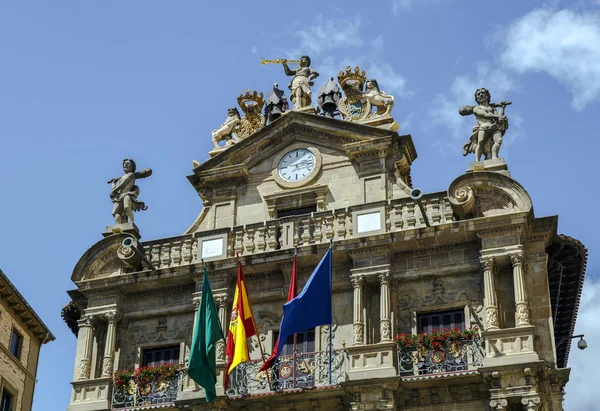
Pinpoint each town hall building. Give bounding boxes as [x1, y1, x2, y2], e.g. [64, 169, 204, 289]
[63, 61, 586, 411]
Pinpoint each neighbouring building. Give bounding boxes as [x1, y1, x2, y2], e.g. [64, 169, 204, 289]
[63, 62, 587, 411]
[0, 269, 55, 411]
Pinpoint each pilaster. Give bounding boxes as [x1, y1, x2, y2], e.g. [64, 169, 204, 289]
[351, 274, 365, 346]
[77, 315, 96, 380]
[480, 256, 499, 330]
[510, 251, 530, 327]
[378, 271, 392, 342]
[101, 310, 122, 378]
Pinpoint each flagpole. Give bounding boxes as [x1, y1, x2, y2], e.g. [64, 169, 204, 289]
[292, 248, 298, 388]
[328, 239, 333, 385]
[237, 254, 273, 391]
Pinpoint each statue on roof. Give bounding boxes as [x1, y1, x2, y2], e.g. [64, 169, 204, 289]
[264, 83, 289, 123]
[236, 89, 266, 138]
[336, 66, 398, 130]
[459, 88, 511, 161]
[363, 79, 394, 116]
[262, 56, 319, 110]
[212, 107, 241, 149]
[107, 159, 152, 224]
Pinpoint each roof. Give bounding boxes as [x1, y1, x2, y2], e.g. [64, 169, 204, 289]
[546, 234, 587, 368]
[0, 269, 55, 342]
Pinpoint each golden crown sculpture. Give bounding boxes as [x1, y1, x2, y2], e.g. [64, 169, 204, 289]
[338, 66, 367, 90]
[237, 89, 265, 114]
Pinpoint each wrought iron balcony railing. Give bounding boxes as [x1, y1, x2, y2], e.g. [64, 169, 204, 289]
[226, 349, 348, 397]
[397, 338, 484, 377]
[111, 373, 182, 410]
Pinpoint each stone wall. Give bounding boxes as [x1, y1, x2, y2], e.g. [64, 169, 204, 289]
[0, 300, 33, 411]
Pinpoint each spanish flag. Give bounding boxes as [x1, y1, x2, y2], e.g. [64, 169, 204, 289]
[224, 259, 257, 389]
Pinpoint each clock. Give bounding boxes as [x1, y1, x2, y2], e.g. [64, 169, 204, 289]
[277, 148, 316, 182]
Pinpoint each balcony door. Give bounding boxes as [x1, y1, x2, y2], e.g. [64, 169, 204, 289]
[142, 345, 180, 367]
[417, 309, 465, 333]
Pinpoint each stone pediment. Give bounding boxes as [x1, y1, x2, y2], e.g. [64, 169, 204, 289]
[71, 233, 131, 283]
[188, 111, 416, 191]
[447, 170, 533, 219]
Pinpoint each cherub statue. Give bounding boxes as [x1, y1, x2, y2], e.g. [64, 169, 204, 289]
[460, 88, 511, 161]
[212, 107, 241, 148]
[107, 159, 152, 224]
[363, 79, 394, 116]
[282, 56, 319, 109]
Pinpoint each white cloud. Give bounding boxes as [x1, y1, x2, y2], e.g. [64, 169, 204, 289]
[251, 46, 257, 54]
[284, 15, 410, 96]
[428, 62, 521, 156]
[564, 276, 600, 410]
[391, 0, 451, 15]
[498, 8, 600, 110]
[286, 15, 362, 58]
[391, 0, 413, 15]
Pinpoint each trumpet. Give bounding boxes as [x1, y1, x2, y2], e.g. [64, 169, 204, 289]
[261, 58, 300, 65]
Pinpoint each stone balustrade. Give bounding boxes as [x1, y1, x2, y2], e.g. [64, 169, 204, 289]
[140, 196, 454, 269]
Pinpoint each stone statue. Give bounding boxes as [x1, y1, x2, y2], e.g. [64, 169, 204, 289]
[212, 107, 241, 148]
[107, 159, 152, 224]
[336, 67, 398, 131]
[318, 77, 342, 118]
[363, 79, 394, 116]
[281, 56, 319, 109]
[460, 88, 511, 161]
[264, 83, 289, 123]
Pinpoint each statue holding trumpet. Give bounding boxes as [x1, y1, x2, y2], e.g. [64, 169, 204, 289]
[261, 56, 319, 110]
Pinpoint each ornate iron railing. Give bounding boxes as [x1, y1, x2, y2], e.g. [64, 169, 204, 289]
[226, 349, 348, 397]
[397, 338, 484, 377]
[111, 373, 182, 409]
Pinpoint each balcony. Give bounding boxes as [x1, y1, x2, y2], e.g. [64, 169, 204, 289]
[111, 365, 182, 410]
[142, 195, 454, 270]
[226, 349, 348, 397]
[395, 329, 484, 377]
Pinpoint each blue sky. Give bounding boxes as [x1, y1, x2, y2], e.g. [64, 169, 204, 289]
[0, 1, 598, 409]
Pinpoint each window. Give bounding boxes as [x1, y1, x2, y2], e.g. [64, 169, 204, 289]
[1, 390, 13, 411]
[417, 309, 465, 334]
[273, 329, 316, 355]
[277, 205, 317, 218]
[141, 345, 180, 367]
[9, 329, 22, 359]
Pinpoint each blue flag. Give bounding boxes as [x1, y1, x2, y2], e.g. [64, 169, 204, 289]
[273, 248, 332, 362]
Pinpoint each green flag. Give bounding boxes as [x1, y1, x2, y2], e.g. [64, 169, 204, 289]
[188, 267, 225, 402]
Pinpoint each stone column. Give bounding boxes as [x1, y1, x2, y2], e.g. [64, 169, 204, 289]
[77, 315, 96, 380]
[351, 275, 365, 345]
[215, 294, 229, 362]
[379, 271, 392, 342]
[489, 399, 508, 410]
[521, 396, 541, 410]
[510, 252, 530, 327]
[101, 310, 122, 377]
[481, 256, 499, 330]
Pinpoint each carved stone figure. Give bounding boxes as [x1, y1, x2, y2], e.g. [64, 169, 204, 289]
[337, 66, 397, 124]
[459, 88, 511, 161]
[236, 90, 266, 138]
[281, 56, 319, 109]
[212, 107, 241, 148]
[317, 77, 342, 118]
[107, 159, 152, 224]
[264, 83, 289, 123]
[363, 79, 394, 116]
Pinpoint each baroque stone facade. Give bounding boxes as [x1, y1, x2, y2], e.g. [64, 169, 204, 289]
[65, 107, 585, 411]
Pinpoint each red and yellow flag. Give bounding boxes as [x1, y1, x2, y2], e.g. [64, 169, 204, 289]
[224, 259, 257, 388]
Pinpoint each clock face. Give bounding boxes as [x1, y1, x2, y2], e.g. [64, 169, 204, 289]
[277, 148, 316, 182]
